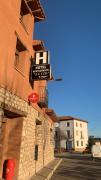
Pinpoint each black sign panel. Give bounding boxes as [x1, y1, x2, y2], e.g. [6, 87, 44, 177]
[31, 64, 50, 80]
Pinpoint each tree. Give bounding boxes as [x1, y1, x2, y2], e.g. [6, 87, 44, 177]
[86, 136, 95, 152]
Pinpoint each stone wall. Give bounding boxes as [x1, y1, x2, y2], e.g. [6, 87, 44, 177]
[0, 87, 54, 180]
[0, 105, 4, 178]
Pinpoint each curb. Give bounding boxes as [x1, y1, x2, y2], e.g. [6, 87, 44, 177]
[31, 158, 62, 180]
[47, 158, 62, 180]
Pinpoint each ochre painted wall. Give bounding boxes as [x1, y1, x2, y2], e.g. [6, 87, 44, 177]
[0, 0, 47, 102]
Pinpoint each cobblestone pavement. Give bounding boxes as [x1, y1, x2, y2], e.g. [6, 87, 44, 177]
[50, 153, 101, 180]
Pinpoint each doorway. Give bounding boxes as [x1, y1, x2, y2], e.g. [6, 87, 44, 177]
[0, 114, 23, 179]
[66, 141, 72, 151]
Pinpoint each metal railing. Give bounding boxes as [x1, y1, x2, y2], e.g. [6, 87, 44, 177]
[38, 86, 48, 108]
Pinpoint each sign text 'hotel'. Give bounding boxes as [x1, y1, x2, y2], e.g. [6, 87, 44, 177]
[31, 51, 51, 80]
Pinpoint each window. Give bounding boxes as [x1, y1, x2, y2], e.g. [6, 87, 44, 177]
[50, 128, 53, 144]
[36, 119, 42, 126]
[20, 0, 31, 33]
[67, 122, 69, 127]
[34, 144, 38, 160]
[55, 131, 58, 138]
[76, 122, 78, 127]
[80, 131, 83, 139]
[67, 130, 70, 138]
[81, 141, 83, 146]
[80, 123, 82, 127]
[0, 122, 2, 134]
[76, 141, 79, 146]
[76, 130, 78, 136]
[15, 37, 27, 75]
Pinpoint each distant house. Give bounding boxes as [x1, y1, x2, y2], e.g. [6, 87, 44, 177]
[54, 116, 88, 152]
[93, 138, 101, 145]
[89, 136, 101, 146]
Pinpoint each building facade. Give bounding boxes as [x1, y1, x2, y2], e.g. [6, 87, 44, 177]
[55, 116, 88, 152]
[0, 1, 55, 179]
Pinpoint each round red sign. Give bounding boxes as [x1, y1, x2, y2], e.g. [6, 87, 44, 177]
[28, 92, 39, 103]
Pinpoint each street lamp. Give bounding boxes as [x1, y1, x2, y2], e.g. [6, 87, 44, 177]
[53, 78, 62, 81]
[48, 75, 62, 82]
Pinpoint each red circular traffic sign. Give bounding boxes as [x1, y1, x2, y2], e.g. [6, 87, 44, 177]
[28, 92, 39, 103]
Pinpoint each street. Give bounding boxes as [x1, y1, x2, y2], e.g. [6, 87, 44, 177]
[50, 153, 101, 180]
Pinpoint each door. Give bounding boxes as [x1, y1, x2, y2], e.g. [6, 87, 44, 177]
[0, 116, 23, 179]
[66, 141, 72, 151]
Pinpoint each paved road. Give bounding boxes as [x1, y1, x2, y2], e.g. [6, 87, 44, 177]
[50, 153, 101, 180]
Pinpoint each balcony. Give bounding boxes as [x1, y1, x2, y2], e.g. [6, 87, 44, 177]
[20, 0, 45, 23]
[26, 0, 45, 22]
[38, 86, 48, 108]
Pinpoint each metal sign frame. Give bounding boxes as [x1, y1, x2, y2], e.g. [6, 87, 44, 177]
[31, 51, 51, 81]
[31, 64, 51, 81]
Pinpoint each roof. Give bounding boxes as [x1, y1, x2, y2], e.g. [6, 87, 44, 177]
[45, 108, 58, 122]
[26, 0, 45, 22]
[93, 138, 101, 142]
[57, 116, 88, 123]
[33, 40, 45, 51]
[89, 136, 101, 142]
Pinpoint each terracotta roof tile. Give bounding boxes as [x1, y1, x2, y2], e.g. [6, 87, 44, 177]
[57, 116, 88, 123]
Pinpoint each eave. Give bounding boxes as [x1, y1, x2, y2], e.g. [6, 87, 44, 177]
[45, 108, 58, 122]
[58, 116, 88, 123]
[26, 0, 46, 22]
[33, 40, 45, 51]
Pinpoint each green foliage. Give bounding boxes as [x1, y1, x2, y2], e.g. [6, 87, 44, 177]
[87, 136, 95, 151]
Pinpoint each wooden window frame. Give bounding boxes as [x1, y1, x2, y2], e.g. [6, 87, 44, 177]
[15, 37, 27, 76]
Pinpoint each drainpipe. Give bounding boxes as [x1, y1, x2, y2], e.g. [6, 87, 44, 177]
[43, 118, 45, 167]
[35, 120, 37, 174]
[43, 117, 46, 167]
[59, 127, 61, 153]
[73, 120, 75, 151]
[0, 107, 4, 178]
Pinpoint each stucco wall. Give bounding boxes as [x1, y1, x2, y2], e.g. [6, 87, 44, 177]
[0, 0, 41, 101]
[74, 120, 88, 151]
[55, 119, 88, 152]
[59, 120, 74, 149]
[0, 1, 54, 179]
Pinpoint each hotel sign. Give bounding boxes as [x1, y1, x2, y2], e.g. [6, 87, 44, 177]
[31, 51, 51, 80]
[31, 64, 50, 80]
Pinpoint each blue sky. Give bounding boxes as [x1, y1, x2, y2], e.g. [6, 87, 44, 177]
[34, 0, 101, 137]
